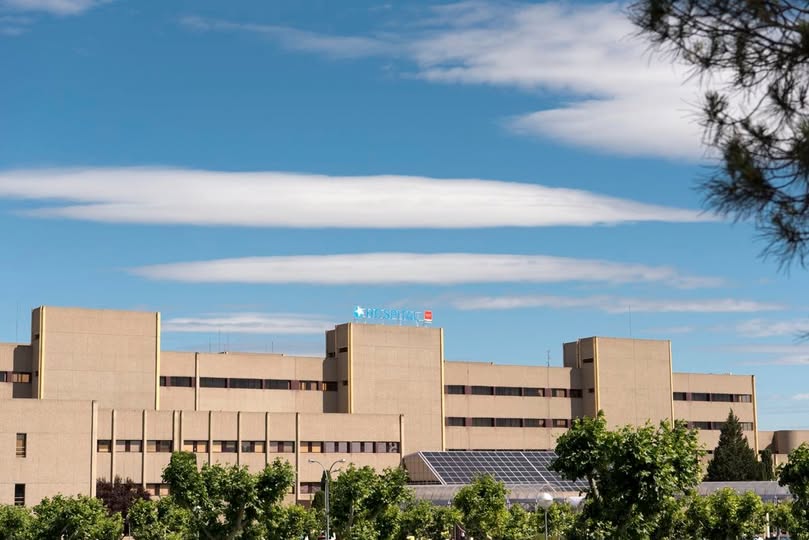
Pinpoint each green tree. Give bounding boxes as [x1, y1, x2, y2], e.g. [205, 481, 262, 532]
[702, 488, 766, 540]
[545, 501, 576, 540]
[760, 448, 777, 481]
[30, 495, 123, 540]
[0, 504, 33, 540]
[161, 451, 295, 540]
[129, 496, 193, 540]
[552, 411, 703, 539]
[451, 474, 509, 540]
[706, 410, 761, 481]
[398, 500, 460, 540]
[629, 0, 809, 265]
[264, 504, 320, 540]
[328, 465, 412, 540]
[765, 500, 802, 539]
[779, 442, 809, 537]
[95, 475, 151, 531]
[501, 504, 535, 540]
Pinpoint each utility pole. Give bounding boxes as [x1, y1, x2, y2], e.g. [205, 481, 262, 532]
[308, 458, 345, 540]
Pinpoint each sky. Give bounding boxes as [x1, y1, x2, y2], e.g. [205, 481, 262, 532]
[1, 0, 808, 430]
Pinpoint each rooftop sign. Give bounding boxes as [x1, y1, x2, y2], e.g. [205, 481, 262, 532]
[353, 306, 433, 325]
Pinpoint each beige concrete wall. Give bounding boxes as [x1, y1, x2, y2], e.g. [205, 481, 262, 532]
[0, 400, 95, 506]
[39, 307, 158, 410]
[0, 343, 33, 399]
[591, 337, 673, 428]
[347, 324, 444, 453]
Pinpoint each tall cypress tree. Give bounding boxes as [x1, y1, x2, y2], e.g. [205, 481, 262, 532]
[706, 409, 761, 481]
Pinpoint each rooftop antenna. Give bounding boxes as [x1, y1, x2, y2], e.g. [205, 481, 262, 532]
[546, 349, 550, 368]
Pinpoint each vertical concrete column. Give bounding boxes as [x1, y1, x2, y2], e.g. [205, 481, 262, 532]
[154, 312, 161, 410]
[194, 353, 200, 412]
[173, 410, 180, 454]
[179, 410, 185, 454]
[110, 409, 117, 482]
[399, 414, 405, 459]
[90, 401, 99, 497]
[237, 411, 242, 466]
[439, 328, 446, 451]
[207, 411, 214, 466]
[141, 410, 148, 488]
[752, 375, 760, 453]
[264, 412, 271, 466]
[294, 413, 301, 500]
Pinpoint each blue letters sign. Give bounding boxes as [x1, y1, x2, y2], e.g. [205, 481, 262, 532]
[353, 306, 433, 325]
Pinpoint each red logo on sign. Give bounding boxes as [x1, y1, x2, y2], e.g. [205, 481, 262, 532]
[423, 310, 433, 323]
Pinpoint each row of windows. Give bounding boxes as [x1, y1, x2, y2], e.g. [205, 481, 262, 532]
[160, 376, 338, 391]
[673, 392, 752, 403]
[444, 385, 583, 398]
[689, 421, 754, 431]
[96, 439, 399, 454]
[0, 372, 31, 384]
[300, 441, 399, 454]
[445, 417, 571, 428]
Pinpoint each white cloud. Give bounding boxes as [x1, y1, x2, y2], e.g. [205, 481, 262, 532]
[181, 2, 707, 159]
[734, 318, 809, 338]
[731, 344, 809, 366]
[162, 313, 334, 335]
[1, 0, 107, 15]
[131, 252, 720, 288]
[793, 394, 809, 401]
[452, 295, 783, 313]
[0, 167, 712, 228]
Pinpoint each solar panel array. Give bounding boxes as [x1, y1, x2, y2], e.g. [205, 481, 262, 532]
[419, 451, 586, 491]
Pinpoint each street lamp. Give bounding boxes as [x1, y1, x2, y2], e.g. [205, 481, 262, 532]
[537, 492, 554, 540]
[308, 458, 345, 540]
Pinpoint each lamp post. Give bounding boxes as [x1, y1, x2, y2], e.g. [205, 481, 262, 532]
[308, 458, 345, 540]
[537, 492, 553, 540]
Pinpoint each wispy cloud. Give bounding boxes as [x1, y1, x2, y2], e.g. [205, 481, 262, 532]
[162, 312, 334, 335]
[451, 295, 783, 313]
[793, 394, 809, 401]
[1, 0, 108, 16]
[131, 252, 720, 288]
[734, 318, 809, 338]
[731, 344, 809, 366]
[0, 167, 713, 228]
[180, 2, 706, 159]
[0, 15, 31, 34]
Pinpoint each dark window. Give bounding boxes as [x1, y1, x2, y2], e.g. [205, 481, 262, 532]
[342, 380, 348, 386]
[14, 484, 24, 506]
[97, 440, 112, 453]
[552, 419, 569, 428]
[471, 386, 493, 395]
[161, 376, 193, 388]
[673, 392, 687, 401]
[551, 388, 567, 398]
[11, 372, 31, 384]
[445, 417, 465, 427]
[0, 372, 6, 383]
[471, 418, 495, 427]
[322, 381, 338, 392]
[495, 387, 522, 396]
[265, 379, 291, 390]
[445, 385, 466, 395]
[494, 418, 522, 427]
[569, 389, 583, 398]
[338, 347, 348, 353]
[300, 381, 319, 391]
[327, 352, 335, 358]
[523, 387, 544, 397]
[147, 440, 173, 453]
[582, 358, 594, 364]
[200, 377, 227, 388]
[711, 393, 733, 402]
[691, 393, 710, 401]
[270, 441, 295, 453]
[588, 388, 595, 393]
[241, 441, 265, 453]
[229, 378, 262, 389]
[523, 418, 546, 428]
[300, 482, 321, 494]
[117, 440, 143, 453]
[159, 376, 167, 387]
[736, 394, 753, 403]
[386, 442, 399, 453]
[213, 440, 237, 453]
[16, 434, 26, 458]
[740, 422, 754, 431]
[690, 421, 712, 430]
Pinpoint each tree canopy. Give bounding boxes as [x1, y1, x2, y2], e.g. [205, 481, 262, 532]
[706, 409, 761, 481]
[629, 0, 809, 266]
[779, 442, 809, 535]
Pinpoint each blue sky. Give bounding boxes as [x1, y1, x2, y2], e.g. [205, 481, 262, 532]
[1, 0, 808, 430]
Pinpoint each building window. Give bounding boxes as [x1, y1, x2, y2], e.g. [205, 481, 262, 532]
[471, 418, 495, 427]
[494, 418, 522, 428]
[299, 381, 319, 391]
[445, 385, 466, 395]
[495, 387, 522, 396]
[445, 417, 465, 427]
[740, 422, 754, 431]
[551, 388, 567, 398]
[265, 379, 291, 390]
[160, 376, 193, 388]
[16, 434, 26, 458]
[147, 440, 173, 453]
[335, 441, 350, 453]
[588, 388, 595, 393]
[338, 347, 348, 353]
[300, 441, 323, 453]
[673, 392, 687, 401]
[322, 381, 338, 392]
[14, 484, 24, 506]
[523, 387, 544, 397]
[342, 380, 348, 386]
[582, 358, 594, 364]
[552, 419, 569, 428]
[523, 418, 546, 428]
[471, 386, 494, 396]
[146, 484, 170, 497]
[569, 389, 583, 398]
[97, 440, 112, 453]
[300, 482, 321, 494]
[11, 372, 31, 384]
[270, 441, 295, 453]
[241, 441, 265, 453]
[735, 394, 753, 403]
[182, 440, 208, 453]
[200, 377, 227, 388]
[327, 352, 335, 358]
[691, 393, 710, 401]
[212, 440, 237, 453]
[117, 440, 143, 453]
[690, 421, 712, 430]
[229, 378, 262, 390]
[711, 393, 733, 402]
[0, 372, 6, 383]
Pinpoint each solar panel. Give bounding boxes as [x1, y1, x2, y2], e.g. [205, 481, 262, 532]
[419, 451, 587, 491]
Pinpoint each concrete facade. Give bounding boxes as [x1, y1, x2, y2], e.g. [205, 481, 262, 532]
[0, 305, 799, 506]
